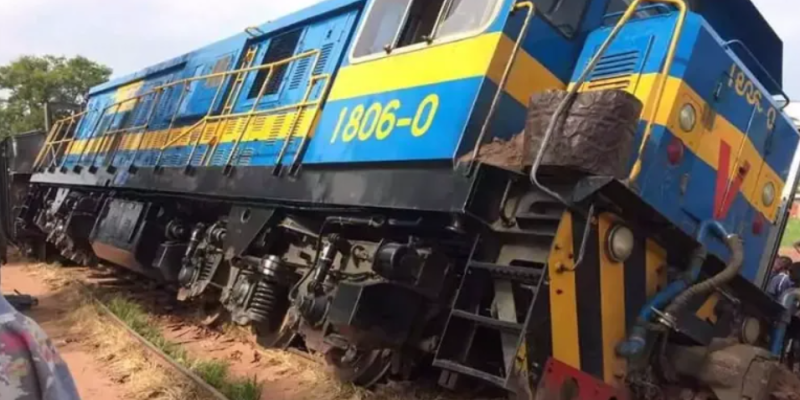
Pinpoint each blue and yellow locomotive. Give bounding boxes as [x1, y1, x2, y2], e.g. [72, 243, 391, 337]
[7, 0, 800, 398]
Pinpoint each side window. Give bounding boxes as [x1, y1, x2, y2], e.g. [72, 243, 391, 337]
[353, 0, 413, 57]
[435, 0, 501, 39]
[352, 0, 502, 59]
[533, 0, 591, 37]
[248, 29, 303, 99]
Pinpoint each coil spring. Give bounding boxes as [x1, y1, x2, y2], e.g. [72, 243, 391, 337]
[197, 259, 215, 284]
[249, 279, 289, 331]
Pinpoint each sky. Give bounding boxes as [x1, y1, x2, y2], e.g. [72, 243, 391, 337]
[0, 0, 798, 98]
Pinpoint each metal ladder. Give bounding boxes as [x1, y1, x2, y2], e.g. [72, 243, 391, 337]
[433, 200, 563, 393]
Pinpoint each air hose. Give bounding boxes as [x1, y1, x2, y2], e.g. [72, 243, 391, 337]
[617, 221, 737, 358]
[663, 234, 744, 318]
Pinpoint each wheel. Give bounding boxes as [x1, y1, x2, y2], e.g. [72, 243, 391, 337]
[254, 306, 299, 349]
[324, 346, 393, 388]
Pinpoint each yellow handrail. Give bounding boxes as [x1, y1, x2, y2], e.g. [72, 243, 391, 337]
[625, 0, 688, 183]
[157, 49, 322, 152]
[33, 109, 89, 170]
[41, 47, 330, 171]
[286, 73, 334, 173]
[466, 1, 535, 173]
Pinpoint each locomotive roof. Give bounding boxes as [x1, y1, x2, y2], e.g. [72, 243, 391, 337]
[90, 0, 785, 96]
[691, 0, 784, 94]
[89, 0, 363, 96]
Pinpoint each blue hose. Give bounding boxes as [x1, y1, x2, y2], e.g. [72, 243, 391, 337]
[617, 220, 728, 358]
[771, 288, 800, 356]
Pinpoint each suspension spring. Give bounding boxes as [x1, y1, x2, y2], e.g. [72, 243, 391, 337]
[249, 279, 289, 331]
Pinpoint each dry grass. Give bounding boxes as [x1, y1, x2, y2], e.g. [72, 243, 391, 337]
[23, 262, 473, 400]
[69, 297, 210, 400]
[25, 261, 263, 400]
[23, 263, 213, 400]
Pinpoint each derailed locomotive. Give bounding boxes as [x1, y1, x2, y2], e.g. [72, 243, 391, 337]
[4, 0, 800, 398]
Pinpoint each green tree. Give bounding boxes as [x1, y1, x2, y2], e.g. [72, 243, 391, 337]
[0, 55, 112, 137]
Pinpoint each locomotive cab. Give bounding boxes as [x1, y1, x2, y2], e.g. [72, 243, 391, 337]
[306, 0, 604, 165]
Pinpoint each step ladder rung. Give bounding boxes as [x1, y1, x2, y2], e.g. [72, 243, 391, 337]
[468, 261, 544, 282]
[451, 310, 522, 333]
[515, 212, 562, 222]
[432, 360, 506, 388]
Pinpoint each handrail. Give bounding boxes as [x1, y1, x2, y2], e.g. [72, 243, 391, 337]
[33, 110, 89, 170]
[152, 48, 328, 171]
[626, 0, 688, 183]
[529, 0, 687, 202]
[722, 40, 790, 111]
[223, 66, 276, 168]
[41, 47, 328, 173]
[272, 47, 332, 173]
[156, 50, 322, 152]
[287, 73, 334, 175]
[464, 1, 535, 174]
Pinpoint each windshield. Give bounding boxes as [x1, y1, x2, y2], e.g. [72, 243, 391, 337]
[353, 0, 502, 59]
[532, 0, 590, 37]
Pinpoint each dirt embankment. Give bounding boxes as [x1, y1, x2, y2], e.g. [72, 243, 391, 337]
[2, 260, 480, 400]
[1, 261, 211, 400]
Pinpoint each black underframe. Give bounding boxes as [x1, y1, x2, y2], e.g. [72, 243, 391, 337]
[29, 163, 784, 321]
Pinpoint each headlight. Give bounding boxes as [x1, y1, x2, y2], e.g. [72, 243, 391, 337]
[679, 104, 697, 132]
[607, 224, 635, 263]
[762, 182, 776, 206]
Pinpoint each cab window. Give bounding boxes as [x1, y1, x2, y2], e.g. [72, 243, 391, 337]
[606, 0, 665, 16]
[533, 0, 591, 38]
[352, 0, 501, 59]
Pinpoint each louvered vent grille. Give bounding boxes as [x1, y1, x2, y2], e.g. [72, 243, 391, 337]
[313, 43, 334, 75]
[289, 58, 310, 90]
[586, 50, 640, 91]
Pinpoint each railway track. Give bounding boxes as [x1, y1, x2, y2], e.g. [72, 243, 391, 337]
[28, 262, 495, 400]
[89, 289, 232, 400]
[55, 265, 239, 400]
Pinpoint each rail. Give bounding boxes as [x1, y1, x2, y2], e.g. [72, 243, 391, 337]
[464, 1, 535, 174]
[33, 110, 89, 170]
[530, 0, 687, 204]
[625, 0, 688, 184]
[36, 48, 331, 174]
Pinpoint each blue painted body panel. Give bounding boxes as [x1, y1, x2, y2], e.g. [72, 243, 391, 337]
[571, 9, 799, 284]
[53, 0, 799, 289]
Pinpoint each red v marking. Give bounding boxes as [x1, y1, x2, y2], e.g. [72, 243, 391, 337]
[714, 141, 750, 220]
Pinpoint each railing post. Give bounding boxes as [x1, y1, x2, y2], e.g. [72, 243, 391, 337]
[155, 82, 192, 168]
[224, 66, 274, 171]
[129, 88, 165, 171]
[288, 74, 333, 175]
[33, 120, 63, 171]
[105, 96, 145, 169]
[75, 106, 111, 170]
[54, 117, 79, 168]
[185, 77, 228, 169]
[626, 0, 687, 184]
[273, 52, 321, 175]
[59, 112, 87, 169]
[88, 103, 122, 170]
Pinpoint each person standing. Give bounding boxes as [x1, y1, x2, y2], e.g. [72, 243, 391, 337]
[767, 256, 796, 299]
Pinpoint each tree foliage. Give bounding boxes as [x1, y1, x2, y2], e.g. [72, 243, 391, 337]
[0, 55, 112, 137]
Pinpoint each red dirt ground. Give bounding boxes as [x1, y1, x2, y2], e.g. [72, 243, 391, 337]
[1, 261, 127, 400]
